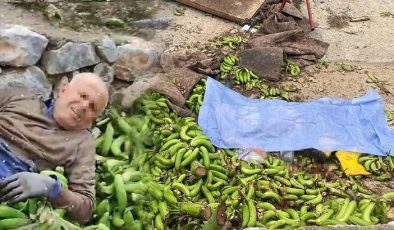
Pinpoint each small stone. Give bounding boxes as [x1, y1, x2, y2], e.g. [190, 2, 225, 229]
[93, 62, 114, 83]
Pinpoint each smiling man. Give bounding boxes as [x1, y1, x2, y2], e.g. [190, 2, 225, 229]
[0, 72, 108, 224]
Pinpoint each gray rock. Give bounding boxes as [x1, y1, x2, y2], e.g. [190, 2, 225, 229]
[96, 38, 118, 63]
[114, 40, 162, 82]
[94, 62, 114, 83]
[0, 67, 2, 74]
[238, 47, 284, 81]
[0, 25, 48, 67]
[0, 66, 52, 100]
[41, 42, 100, 75]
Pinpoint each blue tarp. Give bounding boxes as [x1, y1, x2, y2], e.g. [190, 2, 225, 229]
[198, 77, 394, 156]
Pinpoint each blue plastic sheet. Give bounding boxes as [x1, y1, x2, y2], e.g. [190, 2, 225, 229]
[198, 77, 394, 156]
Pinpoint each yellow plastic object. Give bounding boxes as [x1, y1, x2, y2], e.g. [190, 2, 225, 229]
[335, 151, 371, 176]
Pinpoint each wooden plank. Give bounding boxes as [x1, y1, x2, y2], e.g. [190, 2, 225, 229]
[175, 0, 266, 23]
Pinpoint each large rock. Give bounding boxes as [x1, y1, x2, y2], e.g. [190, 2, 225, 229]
[41, 42, 100, 75]
[96, 38, 118, 63]
[114, 38, 161, 82]
[0, 66, 52, 100]
[238, 47, 284, 81]
[0, 25, 48, 67]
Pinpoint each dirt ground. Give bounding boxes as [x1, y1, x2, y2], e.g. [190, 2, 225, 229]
[0, 0, 393, 120]
[297, 0, 394, 64]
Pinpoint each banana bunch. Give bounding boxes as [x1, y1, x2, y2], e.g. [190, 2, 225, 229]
[134, 92, 171, 126]
[260, 86, 290, 101]
[234, 67, 259, 84]
[218, 36, 243, 49]
[359, 155, 394, 180]
[186, 78, 207, 114]
[219, 54, 239, 76]
[41, 167, 68, 189]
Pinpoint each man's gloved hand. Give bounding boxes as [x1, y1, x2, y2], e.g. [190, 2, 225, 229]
[0, 172, 61, 204]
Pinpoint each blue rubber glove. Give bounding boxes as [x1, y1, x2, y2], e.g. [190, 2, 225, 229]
[0, 172, 62, 204]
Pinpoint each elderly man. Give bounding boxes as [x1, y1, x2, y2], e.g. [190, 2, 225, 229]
[0, 72, 108, 224]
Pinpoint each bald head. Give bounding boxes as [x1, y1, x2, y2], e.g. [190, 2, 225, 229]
[53, 72, 109, 130]
[69, 73, 109, 113]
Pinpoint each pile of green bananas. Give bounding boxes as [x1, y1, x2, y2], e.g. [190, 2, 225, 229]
[70, 88, 394, 229]
[124, 91, 394, 229]
[219, 54, 239, 76]
[234, 67, 259, 84]
[186, 79, 206, 114]
[93, 93, 176, 230]
[215, 36, 243, 49]
[359, 155, 394, 180]
[259, 85, 290, 101]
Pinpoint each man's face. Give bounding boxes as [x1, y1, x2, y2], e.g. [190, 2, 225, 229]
[53, 78, 108, 131]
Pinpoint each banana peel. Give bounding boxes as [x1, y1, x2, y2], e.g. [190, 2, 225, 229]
[335, 151, 371, 176]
